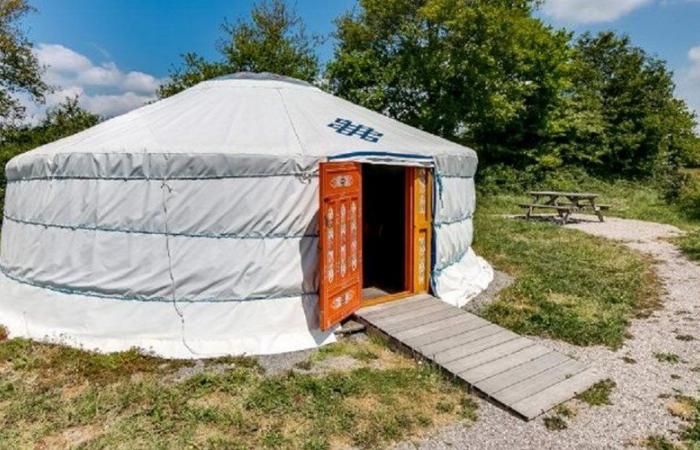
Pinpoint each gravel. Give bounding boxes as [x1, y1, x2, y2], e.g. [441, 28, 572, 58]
[399, 215, 700, 450]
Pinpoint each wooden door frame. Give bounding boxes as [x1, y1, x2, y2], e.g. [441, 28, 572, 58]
[361, 165, 432, 307]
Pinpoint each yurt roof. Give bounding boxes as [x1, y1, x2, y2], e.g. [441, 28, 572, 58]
[14, 72, 477, 162]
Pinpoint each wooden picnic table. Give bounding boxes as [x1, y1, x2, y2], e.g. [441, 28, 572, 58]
[520, 191, 609, 224]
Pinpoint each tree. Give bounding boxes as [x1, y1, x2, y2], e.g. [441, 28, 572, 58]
[0, 0, 46, 125]
[326, 0, 571, 168]
[158, 0, 319, 98]
[562, 32, 698, 177]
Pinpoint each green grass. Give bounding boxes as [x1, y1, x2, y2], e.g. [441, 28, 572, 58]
[675, 230, 700, 263]
[0, 334, 477, 449]
[576, 379, 616, 406]
[472, 206, 660, 347]
[478, 178, 698, 229]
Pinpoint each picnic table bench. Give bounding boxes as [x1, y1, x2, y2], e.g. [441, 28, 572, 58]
[519, 191, 610, 224]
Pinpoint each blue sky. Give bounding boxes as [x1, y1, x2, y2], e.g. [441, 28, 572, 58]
[19, 0, 700, 122]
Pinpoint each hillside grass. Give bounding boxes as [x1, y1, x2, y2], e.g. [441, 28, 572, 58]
[0, 333, 476, 449]
[471, 204, 660, 347]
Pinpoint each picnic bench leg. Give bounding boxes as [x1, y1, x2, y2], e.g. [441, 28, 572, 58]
[526, 205, 533, 220]
[562, 210, 571, 225]
[595, 207, 604, 222]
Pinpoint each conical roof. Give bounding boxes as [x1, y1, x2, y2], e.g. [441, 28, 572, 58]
[13, 72, 476, 160]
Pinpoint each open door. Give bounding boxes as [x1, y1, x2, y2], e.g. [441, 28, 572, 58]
[408, 167, 432, 293]
[319, 162, 362, 330]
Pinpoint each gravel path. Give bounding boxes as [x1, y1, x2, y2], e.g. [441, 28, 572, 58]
[399, 215, 700, 450]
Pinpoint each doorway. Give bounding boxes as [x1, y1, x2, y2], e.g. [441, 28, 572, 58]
[317, 161, 433, 330]
[362, 165, 408, 301]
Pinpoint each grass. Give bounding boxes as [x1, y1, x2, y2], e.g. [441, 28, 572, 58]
[0, 335, 477, 449]
[472, 202, 661, 347]
[646, 396, 700, 449]
[479, 174, 700, 263]
[576, 379, 616, 406]
[675, 230, 700, 263]
[654, 352, 681, 364]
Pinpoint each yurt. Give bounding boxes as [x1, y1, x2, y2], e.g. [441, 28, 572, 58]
[0, 73, 493, 358]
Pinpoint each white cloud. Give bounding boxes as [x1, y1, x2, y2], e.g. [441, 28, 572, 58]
[23, 43, 163, 122]
[541, 0, 653, 23]
[675, 45, 700, 132]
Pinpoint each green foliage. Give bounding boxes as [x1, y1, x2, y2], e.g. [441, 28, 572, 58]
[327, 2, 699, 180]
[158, 0, 319, 98]
[327, 0, 570, 168]
[472, 206, 661, 347]
[0, 0, 47, 124]
[551, 33, 699, 178]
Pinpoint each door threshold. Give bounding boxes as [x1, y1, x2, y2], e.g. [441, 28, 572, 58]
[361, 289, 414, 307]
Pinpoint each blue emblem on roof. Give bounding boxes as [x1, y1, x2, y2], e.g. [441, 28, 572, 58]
[328, 118, 383, 143]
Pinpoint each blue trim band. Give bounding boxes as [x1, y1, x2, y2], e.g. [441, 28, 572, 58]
[6, 172, 318, 183]
[328, 151, 433, 161]
[3, 214, 319, 241]
[434, 213, 473, 228]
[0, 265, 317, 303]
[438, 174, 474, 179]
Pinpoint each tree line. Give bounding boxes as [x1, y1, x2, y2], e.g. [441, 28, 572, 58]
[2, 0, 699, 200]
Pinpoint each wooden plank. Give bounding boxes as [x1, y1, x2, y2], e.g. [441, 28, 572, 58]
[382, 307, 464, 334]
[368, 301, 450, 327]
[394, 313, 486, 343]
[357, 294, 432, 317]
[405, 319, 493, 350]
[442, 337, 533, 374]
[494, 359, 588, 405]
[459, 345, 552, 384]
[435, 332, 524, 365]
[361, 296, 438, 321]
[475, 351, 569, 394]
[418, 324, 504, 357]
[510, 369, 601, 419]
[355, 293, 598, 421]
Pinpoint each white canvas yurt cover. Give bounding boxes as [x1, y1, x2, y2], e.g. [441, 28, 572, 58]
[0, 73, 493, 358]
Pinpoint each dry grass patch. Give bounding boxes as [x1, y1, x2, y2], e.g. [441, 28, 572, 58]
[0, 334, 476, 449]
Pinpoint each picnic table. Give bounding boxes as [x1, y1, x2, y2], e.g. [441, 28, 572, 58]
[519, 191, 610, 224]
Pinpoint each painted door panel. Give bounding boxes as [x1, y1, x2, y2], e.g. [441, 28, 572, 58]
[319, 162, 362, 330]
[409, 167, 432, 293]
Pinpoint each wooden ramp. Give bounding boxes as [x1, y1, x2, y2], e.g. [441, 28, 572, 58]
[354, 294, 601, 420]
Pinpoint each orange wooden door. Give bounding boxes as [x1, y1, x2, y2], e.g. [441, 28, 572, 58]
[319, 162, 363, 331]
[409, 167, 432, 293]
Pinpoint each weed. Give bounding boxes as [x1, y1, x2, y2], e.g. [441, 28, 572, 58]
[294, 360, 313, 371]
[576, 379, 616, 406]
[555, 404, 576, 418]
[544, 416, 567, 431]
[645, 435, 679, 450]
[654, 353, 680, 364]
[675, 334, 695, 341]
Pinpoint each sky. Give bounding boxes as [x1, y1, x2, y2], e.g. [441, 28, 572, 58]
[18, 0, 700, 124]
